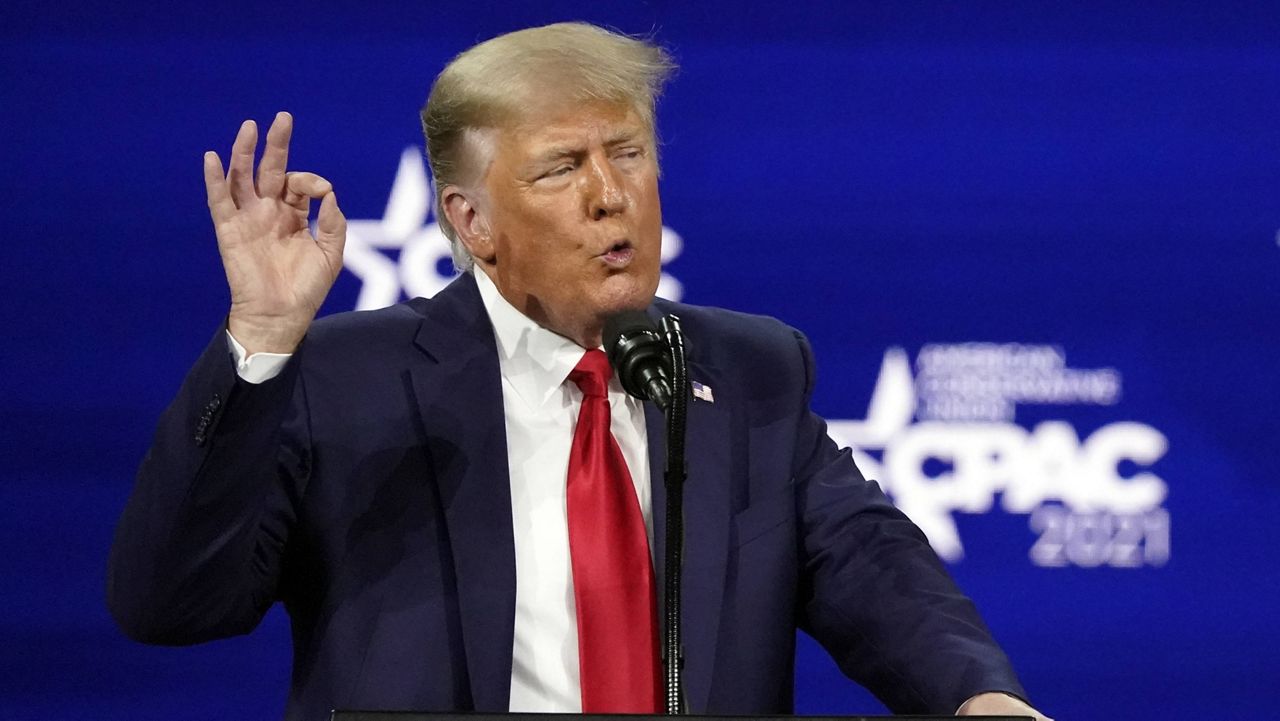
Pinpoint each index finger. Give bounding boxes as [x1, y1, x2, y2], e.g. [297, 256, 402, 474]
[203, 151, 235, 224]
[256, 111, 293, 198]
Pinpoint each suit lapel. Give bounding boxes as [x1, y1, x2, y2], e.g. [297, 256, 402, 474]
[407, 275, 515, 712]
[646, 351, 733, 714]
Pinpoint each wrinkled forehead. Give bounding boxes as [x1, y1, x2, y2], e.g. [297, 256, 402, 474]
[503, 100, 651, 152]
[460, 99, 653, 180]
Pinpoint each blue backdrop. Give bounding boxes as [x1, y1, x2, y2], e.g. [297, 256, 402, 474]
[3, 2, 1278, 719]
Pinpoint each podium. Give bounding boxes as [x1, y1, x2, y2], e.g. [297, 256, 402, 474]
[331, 714, 1033, 721]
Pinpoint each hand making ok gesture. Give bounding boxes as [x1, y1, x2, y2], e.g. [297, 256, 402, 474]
[203, 111, 347, 355]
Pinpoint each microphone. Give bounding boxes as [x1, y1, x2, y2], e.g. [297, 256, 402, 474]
[603, 311, 673, 411]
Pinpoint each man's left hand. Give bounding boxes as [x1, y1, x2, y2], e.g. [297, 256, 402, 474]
[957, 692, 1054, 720]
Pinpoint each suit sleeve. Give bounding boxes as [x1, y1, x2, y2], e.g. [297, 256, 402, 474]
[788, 330, 1028, 713]
[106, 323, 310, 645]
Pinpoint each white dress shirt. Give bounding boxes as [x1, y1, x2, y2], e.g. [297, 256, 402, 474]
[226, 271, 652, 712]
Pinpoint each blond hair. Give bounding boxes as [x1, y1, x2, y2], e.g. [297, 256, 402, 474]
[421, 22, 676, 271]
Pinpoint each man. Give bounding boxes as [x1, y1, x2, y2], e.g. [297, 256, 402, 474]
[108, 23, 1051, 721]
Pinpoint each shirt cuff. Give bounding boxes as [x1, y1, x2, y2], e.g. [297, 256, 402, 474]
[225, 330, 293, 384]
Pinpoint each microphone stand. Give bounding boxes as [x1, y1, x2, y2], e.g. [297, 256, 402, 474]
[658, 315, 688, 715]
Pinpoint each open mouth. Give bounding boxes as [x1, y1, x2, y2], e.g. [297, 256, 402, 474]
[600, 240, 634, 267]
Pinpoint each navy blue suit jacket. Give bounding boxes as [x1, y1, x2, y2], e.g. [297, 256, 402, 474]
[108, 273, 1024, 720]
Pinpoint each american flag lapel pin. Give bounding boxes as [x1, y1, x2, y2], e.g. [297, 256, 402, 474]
[691, 380, 715, 403]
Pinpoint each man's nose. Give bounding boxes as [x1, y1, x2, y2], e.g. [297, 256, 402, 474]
[585, 154, 627, 220]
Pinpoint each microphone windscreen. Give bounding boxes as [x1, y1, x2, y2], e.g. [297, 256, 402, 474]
[603, 310, 673, 407]
[603, 311, 659, 365]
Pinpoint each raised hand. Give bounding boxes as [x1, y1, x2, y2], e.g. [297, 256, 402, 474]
[204, 111, 347, 355]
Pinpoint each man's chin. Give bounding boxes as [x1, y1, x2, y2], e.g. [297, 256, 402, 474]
[594, 276, 659, 316]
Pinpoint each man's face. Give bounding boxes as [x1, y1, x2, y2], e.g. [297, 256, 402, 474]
[471, 100, 663, 347]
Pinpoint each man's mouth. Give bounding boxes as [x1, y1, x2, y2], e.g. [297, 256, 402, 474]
[599, 241, 634, 268]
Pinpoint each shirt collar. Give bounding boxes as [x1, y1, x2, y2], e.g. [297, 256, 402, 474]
[474, 269, 587, 410]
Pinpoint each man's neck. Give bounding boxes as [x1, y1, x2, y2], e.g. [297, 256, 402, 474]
[472, 266, 601, 349]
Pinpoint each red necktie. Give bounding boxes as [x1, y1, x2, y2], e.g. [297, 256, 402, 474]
[566, 349, 661, 713]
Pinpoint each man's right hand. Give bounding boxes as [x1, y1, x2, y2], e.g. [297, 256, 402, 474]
[204, 111, 347, 356]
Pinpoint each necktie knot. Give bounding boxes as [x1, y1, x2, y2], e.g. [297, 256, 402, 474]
[569, 349, 612, 399]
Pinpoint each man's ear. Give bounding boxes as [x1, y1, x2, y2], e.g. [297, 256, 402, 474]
[441, 185, 495, 263]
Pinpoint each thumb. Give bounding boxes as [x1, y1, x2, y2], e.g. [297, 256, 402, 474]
[315, 192, 347, 259]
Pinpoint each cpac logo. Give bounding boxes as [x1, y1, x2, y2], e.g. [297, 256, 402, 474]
[337, 148, 686, 310]
[827, 344, 1171, 568]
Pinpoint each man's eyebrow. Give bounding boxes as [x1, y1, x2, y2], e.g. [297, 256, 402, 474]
[530, 145, 579, 163]
[528, 129, 647, 164]
[604, 128, 645, 146]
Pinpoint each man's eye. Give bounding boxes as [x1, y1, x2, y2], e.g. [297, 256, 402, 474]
[541, 165, 573, 179]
